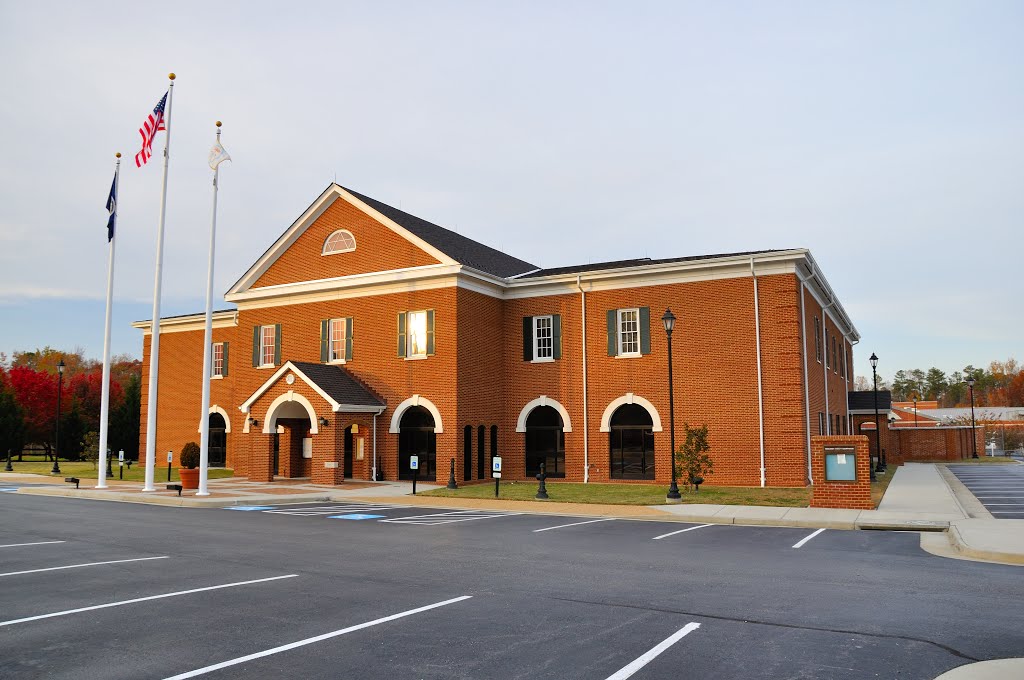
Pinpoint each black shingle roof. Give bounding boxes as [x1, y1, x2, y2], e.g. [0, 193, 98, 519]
[518, 250, 790, 279]
[291, 361, 385, 408]
[342, 186, 537, 278]
[848, 390, 892, 411]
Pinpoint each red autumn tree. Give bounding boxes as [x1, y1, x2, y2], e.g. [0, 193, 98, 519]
[7, 366, 59, 457]
[68, 370, 124, 431]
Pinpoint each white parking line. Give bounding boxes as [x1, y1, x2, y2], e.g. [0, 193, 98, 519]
[0, 556, 167, 578]
[604, 622, 701, 679]
[0, 575, 298, 627]
[163, 595, 473, 679]
[380, 510, 522, 526]
[792, 528, 826, 549]
[533, 518, 615, 533]
[0, 541, 66, 549]
[652, 524, 713, 540]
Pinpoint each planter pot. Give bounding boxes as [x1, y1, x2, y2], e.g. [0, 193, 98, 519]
[179, 468, 200, 490]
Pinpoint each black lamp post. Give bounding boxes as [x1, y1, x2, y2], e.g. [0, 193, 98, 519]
[52, 359, 64, 475]
[967, 376, 978, 459]
[913, 394, 919, 428]
[663, 309, 680, 501]
[869, 353, 879, 481]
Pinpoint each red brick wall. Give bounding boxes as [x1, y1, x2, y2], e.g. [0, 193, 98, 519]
[809, 435, 872, 509]
[253, 197, 441, 288]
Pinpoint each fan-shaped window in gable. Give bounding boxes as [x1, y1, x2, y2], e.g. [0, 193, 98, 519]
[323, 229, 356, 255]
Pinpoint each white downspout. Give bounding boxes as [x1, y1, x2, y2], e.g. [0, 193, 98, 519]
[577, 275, 589, 483]
[372, 409, 382, 481]
[751, 259, 766, 488]
[846, 338, 859, 433]
[797, 266, 814, 484]
[822, 300, 835, 434]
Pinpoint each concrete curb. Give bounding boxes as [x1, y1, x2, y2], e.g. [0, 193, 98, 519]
[16, 486, 333, 508]
[933, 658, 1024, 679]
[947, 521, 1024, 566]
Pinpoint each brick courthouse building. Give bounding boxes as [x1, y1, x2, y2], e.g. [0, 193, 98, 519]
[135, 184, 859, 487]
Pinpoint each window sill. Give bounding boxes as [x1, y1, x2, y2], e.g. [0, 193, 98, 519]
[615, 353, 642, 359]
[327, 359, 347, 365]
[211, 375, 223, 380]
[256, 365, 276, 369]
[404, 355, 429, 361]
[531, 357, 555, 364]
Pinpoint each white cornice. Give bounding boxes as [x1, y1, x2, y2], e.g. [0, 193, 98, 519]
[131, 311, 238, 335]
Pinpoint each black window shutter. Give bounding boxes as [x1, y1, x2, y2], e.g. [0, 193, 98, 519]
[397, 313, 406, 358]
[639, 307, 651, 355]
[606, 310, 617, 356]
[426, 310, 435, 355]
[552, 314, 562, 360]
[273, 323, 282, 366]
[345, 317, 353, 361]
[523, 317, 533, 361]
[252, 326, 260, 367]
[222, 342, 229, 377]
[320, 320, 329, 363]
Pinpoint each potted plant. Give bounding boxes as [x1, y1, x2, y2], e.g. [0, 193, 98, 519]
[178, 442, 201, 490]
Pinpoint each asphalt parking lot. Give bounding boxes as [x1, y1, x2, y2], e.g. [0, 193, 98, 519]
[949, 464, 1024, 518]
[1, 493, 1022, 679]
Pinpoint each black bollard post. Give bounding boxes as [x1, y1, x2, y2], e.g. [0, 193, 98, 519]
[119, 461, 123, 480]
[536, 463, 549, 500]
[447, 458, 458, 490]
[4, 450, 12, 472]
[412, 468, 418, 495]
[106, 450, 113, 479]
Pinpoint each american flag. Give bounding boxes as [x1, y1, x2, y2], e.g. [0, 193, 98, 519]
[135, 92, 167, 167]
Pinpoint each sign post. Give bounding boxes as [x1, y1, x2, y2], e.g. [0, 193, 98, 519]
[167, 450, 173, 482]
[492, 456, 502, 497]
[410, 455, 419, 495]
[118, 450, 124, 480]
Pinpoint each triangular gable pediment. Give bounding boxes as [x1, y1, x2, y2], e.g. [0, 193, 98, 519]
[239, 361, 386, 417]
[227, 184, 459, 296]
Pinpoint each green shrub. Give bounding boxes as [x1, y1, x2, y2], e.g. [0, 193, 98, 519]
[180, 442, 200, 469]
[674, 423, 714, 492]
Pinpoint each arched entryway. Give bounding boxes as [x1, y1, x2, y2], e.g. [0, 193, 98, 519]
[525, 405, 565, 478]
[398, 406, 436, 481]
[208, 412, 227, 468]
[264, 397, 314, 479]
[609, 403, 655, 480]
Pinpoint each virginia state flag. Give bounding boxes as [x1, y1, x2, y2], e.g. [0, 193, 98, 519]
[105, 175, 117, 241]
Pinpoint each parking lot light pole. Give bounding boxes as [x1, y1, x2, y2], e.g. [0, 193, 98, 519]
[663, 309, 681, 501]
[967, 376, 978, 459]
[869, 353, 879, 481]
[53, 359, 65, 475]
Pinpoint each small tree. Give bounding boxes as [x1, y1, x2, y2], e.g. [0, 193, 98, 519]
[180, 442, 200, 470]
[81, 431, 100, 469]
[674, 423, 714, 492]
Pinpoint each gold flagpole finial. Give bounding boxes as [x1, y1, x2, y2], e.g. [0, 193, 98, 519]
[168, 72, 176, 81]
[115, 152, 121, 159]
[215, 121, 222, 128]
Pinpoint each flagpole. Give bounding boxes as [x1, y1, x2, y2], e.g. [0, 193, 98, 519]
[143, 73, 175, 492]
[197, 121, 224, 497]
[96, 153, 121, 489]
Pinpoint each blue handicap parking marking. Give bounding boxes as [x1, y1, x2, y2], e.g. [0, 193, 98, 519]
[225, 506, 277, 511]
[328, 514, 386, 520]
[0, 488, 19, 493]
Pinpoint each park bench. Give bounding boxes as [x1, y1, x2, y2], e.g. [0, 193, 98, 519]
[166, 484, 183, 497]
[64, 477, 80, 489]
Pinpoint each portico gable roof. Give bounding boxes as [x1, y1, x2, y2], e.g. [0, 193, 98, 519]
[239, 360, 386, 414]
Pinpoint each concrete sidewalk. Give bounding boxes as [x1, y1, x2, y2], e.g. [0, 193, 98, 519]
[6, 464, 1023, 565]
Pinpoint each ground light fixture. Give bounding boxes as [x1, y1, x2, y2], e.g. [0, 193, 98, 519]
[869, 352, 879, 481]
[662, 308, 680, 501]
[967, 376, 978, 459]
[53, 358, 65, 475]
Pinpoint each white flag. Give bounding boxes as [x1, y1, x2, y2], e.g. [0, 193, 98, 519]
[209, 142, 231, 170]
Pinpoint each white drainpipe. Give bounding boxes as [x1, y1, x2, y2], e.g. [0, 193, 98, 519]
[846, 337, 859, 432]
[751, 258, 766, 488]
[797, 266, 814, 483]
[577, 275, 590, 483]
[822, 300, 835, 434]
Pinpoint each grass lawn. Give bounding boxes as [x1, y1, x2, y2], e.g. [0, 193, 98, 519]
[0, 460, 234, 483]
[424, 480, 812, 507]
[871, 464, 898, 507]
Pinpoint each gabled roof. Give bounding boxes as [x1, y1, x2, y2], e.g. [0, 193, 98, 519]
[518, 250, 789, 278]
[341, 187, 537, 278]
[289, 361, 386, 409]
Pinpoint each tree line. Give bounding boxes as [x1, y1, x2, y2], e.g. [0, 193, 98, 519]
[0, 347, 141, 463]
[854, 358, 1024, 407]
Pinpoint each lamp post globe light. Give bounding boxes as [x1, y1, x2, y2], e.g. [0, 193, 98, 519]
[662, 308, 680, 501]
[53, 358, 65, 475]
[869, 352, 879, 481]
[967, 376, 978, 459]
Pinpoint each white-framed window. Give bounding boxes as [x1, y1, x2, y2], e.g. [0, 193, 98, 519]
[407, 310, 428, 358]
[814, 316, 822, 363]
[534, 315, 554, 361]
[322, 229, 356, 255]
[617, 308, 640, 357]
[328, 318, 347, 363]
[212, 342, 225, 377]
[819, 412, 826, 435]
[260, 325, 276, 367]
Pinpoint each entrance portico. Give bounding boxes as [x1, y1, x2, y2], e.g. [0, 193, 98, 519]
[239, 361, 386, 484]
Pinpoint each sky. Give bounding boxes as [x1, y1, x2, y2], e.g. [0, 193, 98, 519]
[1, 1, 1021, 381]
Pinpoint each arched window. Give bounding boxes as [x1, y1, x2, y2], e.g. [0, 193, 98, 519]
[609, 403, 655, 480]
[208, 412, 227, 468]
[464, 425, 473, 481]
[398, 406, 435, 481]
[322, 229, 356, 255]
[525, 406, 564, 478]
[477, 425, 486, 479]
